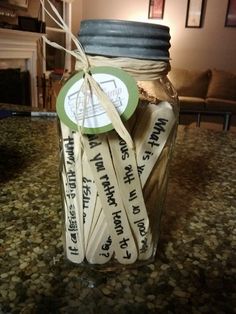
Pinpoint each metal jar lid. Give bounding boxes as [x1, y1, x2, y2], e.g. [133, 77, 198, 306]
[78, 19, 171, 61]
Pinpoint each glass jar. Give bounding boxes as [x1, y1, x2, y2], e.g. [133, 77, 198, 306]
[57, 19, 179, 270]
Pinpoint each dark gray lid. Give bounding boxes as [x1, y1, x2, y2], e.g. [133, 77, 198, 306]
[78, 19, 171, 61]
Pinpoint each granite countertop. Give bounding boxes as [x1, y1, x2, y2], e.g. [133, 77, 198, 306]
[0, 117, 235, 314]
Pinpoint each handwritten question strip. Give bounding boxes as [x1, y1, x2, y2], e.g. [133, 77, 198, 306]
[60, 101, 176, 265]
[60, 122, 85, 263]
[82, 134, 138, 264]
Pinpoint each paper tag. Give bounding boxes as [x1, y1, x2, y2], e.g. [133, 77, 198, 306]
[56, 66, 139, 134]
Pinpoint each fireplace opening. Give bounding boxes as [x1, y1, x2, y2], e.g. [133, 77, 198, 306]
[0, 68, 31, 106]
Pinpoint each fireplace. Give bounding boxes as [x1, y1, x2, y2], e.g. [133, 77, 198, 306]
[0, 68, 31, 105]
[0, 28, 42, 107]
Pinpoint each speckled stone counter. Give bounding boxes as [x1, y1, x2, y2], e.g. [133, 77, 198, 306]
[0, 117, 235, 314]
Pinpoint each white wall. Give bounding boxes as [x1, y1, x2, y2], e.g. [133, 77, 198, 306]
[71, 0, 83, 35]
[163, 0, 236, 72]
[77, 0, 236, 72]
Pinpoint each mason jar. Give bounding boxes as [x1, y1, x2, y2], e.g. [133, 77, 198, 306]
[57, 19, 179, 270]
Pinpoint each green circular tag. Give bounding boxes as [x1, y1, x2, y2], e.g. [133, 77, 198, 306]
[56, 66, 139, 134]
